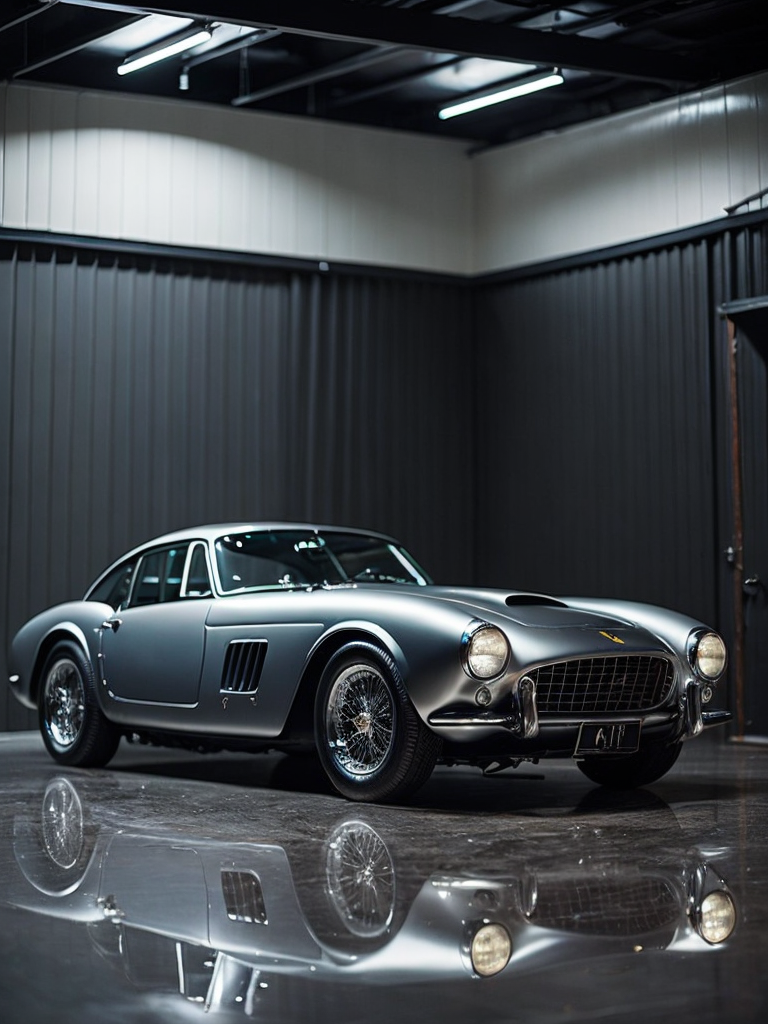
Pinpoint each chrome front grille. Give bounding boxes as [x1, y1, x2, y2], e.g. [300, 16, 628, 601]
[532, 656, 675, 715]
[528, 876, 679, 936]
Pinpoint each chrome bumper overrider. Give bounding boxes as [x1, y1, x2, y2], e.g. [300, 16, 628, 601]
[681, 678, 733, 738]
[429, 676, 540, 738]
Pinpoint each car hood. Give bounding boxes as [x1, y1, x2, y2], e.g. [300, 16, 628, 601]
[423, 587, 638, 631]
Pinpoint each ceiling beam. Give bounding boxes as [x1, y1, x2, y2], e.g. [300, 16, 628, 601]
[59, 0, 714, 84]
[0, 1, 60, 36]
[232, 44, 404, 107]
[10, 11, 145, 77]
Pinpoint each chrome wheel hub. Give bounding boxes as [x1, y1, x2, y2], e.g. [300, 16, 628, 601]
[44, 659, 85, 750]
[354, 711, 373, 734]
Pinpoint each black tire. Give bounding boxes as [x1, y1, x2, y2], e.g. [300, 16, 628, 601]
[38, 642, 121, 767]
[577, 741, 683, 789]
[314, 642, 441, 803]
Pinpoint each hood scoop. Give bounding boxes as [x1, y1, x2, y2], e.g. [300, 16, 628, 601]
[505, 595, 568, 609]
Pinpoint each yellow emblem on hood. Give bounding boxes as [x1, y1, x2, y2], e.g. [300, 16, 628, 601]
[599, 631, 625, 644]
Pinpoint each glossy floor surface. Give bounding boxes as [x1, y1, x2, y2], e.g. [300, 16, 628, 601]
[1, 731, 766, 1024]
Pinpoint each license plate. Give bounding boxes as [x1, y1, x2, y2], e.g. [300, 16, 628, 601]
[575, 721, 641, 756]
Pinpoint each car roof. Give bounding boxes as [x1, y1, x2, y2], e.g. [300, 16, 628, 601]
[128, 522, 399, 551]
[85, 522, 404, 597]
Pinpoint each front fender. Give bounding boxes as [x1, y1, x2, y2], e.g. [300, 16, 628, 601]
[9, 602, 114, 709]
[306, 620, 408, 678]
[302, 603, 475, 728]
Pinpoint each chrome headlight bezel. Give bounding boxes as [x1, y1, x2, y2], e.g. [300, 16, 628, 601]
[688, 862, 736, 944]
[687, 629, 727, 682]
[461, 622, 511, 681]
[697, 889, 737, 944]
[691, 887, 737, 945]
[466, 921, 513, 977]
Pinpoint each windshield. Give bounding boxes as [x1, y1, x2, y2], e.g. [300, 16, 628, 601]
[215, 529, 431, 594]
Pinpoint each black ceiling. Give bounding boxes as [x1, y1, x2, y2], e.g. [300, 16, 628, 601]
[2, 0, 767, 149]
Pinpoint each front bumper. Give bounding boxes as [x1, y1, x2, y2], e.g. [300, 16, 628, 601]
[427, 674, 731, 756]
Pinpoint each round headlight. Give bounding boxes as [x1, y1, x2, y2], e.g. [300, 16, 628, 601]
[463, 625, 510, 680]
[470, 923, 512, 977]
[690, 632, 727, 681]
[698, 890, 736, 944]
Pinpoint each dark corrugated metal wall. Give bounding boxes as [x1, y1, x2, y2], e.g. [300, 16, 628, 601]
[0, 243, 474, 730]
[476, 221, 768, 645]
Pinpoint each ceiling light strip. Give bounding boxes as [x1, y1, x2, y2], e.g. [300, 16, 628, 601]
[438, 72, 564, 120]
[118, 25, 213, 76]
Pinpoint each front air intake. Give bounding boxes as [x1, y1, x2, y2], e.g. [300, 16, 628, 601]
[532, 656, 675, 714]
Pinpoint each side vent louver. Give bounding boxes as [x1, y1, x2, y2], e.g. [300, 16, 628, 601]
[221, 870, 268, 925]
[220, 640, 267, 694]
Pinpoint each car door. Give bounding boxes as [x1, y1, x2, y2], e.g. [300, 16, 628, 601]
[100, 542, 211, 708]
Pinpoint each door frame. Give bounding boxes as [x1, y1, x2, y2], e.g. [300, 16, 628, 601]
[720, 295, 768, 741]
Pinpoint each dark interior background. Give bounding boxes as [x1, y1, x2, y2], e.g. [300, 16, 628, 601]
[3, 211, 767, 731]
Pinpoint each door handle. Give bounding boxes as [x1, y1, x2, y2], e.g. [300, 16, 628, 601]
[102, 617, 123, 632]
[743, 576, 762, 597]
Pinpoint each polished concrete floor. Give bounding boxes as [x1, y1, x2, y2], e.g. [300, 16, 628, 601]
[1, 730, 766, 1024]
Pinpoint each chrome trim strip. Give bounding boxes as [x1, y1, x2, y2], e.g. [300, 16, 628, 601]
[428, 711, 514, 727]
[702, 709, 733, 728]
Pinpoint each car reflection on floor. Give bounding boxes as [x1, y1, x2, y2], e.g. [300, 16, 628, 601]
[7, 768, 736, 1017]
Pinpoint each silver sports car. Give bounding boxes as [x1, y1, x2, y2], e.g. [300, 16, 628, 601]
[7, 523, 731, 802]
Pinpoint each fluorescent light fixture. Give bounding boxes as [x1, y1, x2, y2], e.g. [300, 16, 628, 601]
[438, 71, 564, 120]
[118, 25, 213, 76]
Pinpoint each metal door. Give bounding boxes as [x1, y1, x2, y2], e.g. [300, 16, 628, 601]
[723, 299, 768, 741]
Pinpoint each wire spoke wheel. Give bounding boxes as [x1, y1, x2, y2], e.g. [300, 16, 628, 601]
[38, 642, 121, 768]
[326, 821, 395, 937]
[41, 778, 85, 870]
[326, 664, 395, 777]
[315, 643, 441, 802]
[42, 658, 86, 751]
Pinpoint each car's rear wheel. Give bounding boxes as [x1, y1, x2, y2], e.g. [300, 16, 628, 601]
[38, 642, 121, 767]
[576, 741, 683, 789]
[315, 643, 441, 802]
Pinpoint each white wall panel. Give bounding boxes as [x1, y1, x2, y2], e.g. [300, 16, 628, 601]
[0, 82, 472, 274]
[49, 90, 78, 234]
[473, 72, 768, 273]
[2, 85, 29, 228]
[2, 72, 766, 276]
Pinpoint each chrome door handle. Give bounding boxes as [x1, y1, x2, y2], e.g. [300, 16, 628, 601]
[102, 618, 123, 631]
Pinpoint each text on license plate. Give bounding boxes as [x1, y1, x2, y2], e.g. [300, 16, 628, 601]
[575, 721, 641, 756]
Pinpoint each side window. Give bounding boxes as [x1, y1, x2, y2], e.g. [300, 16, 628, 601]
[130, 545, 189, 607]
[87, 559, 136, 611]
[183, 543, 213, 598]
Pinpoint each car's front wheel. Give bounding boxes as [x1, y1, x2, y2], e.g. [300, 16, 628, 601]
[315, 643, 441, 802]
[38, 642, 121, 767]
[576, 740, 683, 789]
